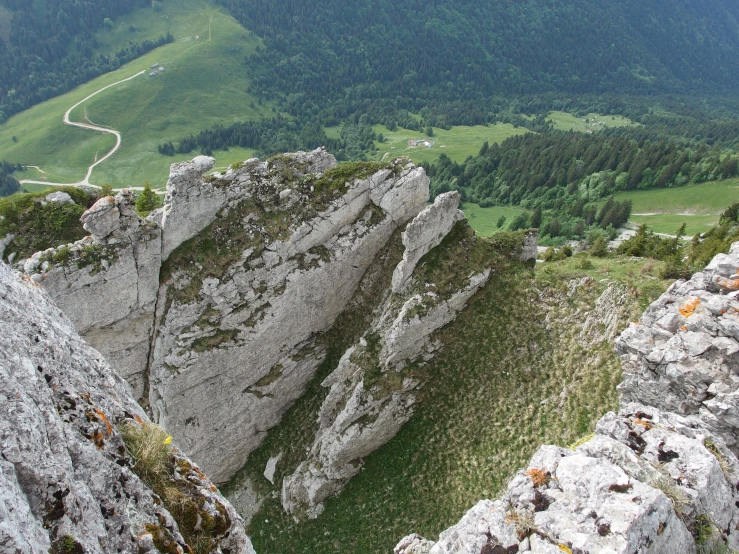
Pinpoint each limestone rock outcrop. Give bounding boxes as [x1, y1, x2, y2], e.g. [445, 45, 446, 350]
[21, 191, 161, 399]
[0, 262, 254, 553]
[617, 242, 739, 451]
[150, 153, 429, 483]
[282, 193, 500, 516]
[396, 244, 739, 553]
[25, 149, 435, 485]
[391, 191, 464, 293]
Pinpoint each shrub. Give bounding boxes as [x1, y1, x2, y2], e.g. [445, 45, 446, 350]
[590, 235, 608, 257]
[542, 247, 556, 262]
[135, 181, 162, 217]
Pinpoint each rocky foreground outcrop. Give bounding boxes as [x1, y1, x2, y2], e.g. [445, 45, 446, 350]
[0, 262, 254, 553]
[396, 245, 739, 553]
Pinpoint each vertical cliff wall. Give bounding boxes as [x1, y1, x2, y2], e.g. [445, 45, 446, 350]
[21, 149, 447, 484]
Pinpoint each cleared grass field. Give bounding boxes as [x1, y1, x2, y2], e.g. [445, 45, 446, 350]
[371, 123, 530, 165]
[460, 202, 525, 236]
[615, 178, 739, 235]
[629, 214, 717, 236]
[0, 0, 267, 189]
[546, 111, 638, 132]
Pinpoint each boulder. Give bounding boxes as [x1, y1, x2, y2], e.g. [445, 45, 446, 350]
[45, 191, 74, 204]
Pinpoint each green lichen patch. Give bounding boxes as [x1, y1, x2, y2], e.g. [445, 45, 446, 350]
[49, 535, 83, 554]
[253, 364, 285, 388]
[36, 242, 121, 275]
[191, 328, 239, 353]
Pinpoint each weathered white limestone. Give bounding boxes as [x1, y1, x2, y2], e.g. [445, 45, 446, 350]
[45, 191, 75, 204]
[391, 191, 464, 293]
[396, 244, 739, 553]
[25, 191, 161, 399]
[159, 155, 220, 261]
[281, 215, 495, 515]
[617, 241, 739, 452]
[150, 153, 430, 483]
[0, 262, 254, 554]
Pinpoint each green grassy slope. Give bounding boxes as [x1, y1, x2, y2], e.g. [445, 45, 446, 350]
[0, 0, 267, 189]
[546, 111, 638, 133]
[460, 203, 526, 237]
[226, 246, 668, 553]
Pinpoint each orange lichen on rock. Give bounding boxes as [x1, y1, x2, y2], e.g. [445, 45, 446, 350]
[94, 408, 113, 437]
[679, 297, 700, 318]
[634, 418, 654, 430]
[714, 276, 739, 291]
[525, 468, 551, 487]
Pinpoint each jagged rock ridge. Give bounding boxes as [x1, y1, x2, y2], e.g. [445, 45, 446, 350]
[20, 149, 538, 490]
[396, 244, 739, 553]
[0, 262, 254, 553]
[281, 192, 492, 517]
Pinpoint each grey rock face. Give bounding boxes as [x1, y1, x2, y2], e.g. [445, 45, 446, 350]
[616, 241, 739, 452]
[25, 150, 431, 486]
[24, 191, 161, 399]
[151, 153, 429, 483]
[397, 244, 739, 554]
[391, 191, 464, 293]
[0, 262, 254, 554]
[159, 155, 222, 261]
[26, 191, 162, 400]
[45, 191, 75, 204]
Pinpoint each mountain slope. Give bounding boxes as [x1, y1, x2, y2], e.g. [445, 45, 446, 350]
[222, 0, 739, 106]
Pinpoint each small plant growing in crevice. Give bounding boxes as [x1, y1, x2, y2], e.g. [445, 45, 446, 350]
[704, 439, 733, 480]
[652, 475, 689, 516]
[507, 508, 536, 539]
[119, 422, 231, 554]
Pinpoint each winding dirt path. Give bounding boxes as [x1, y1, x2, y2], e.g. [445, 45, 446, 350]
[19, 70, 146, 189]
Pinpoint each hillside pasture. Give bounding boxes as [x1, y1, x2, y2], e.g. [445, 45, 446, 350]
[0, 0, 268, 190]
[615, 178, 739, 235]
[372, 123, 530, 165]
[546, 111, 638, 133]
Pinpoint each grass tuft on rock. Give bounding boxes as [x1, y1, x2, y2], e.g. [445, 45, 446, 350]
[119, 421, 231, 554]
